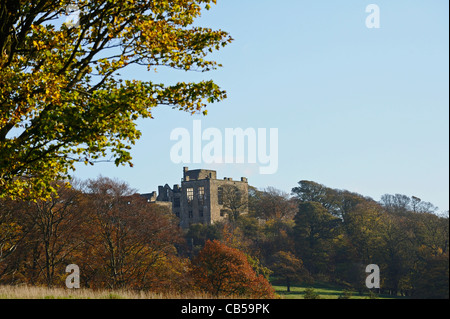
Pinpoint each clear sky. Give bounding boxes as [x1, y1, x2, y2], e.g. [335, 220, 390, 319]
[72, 0, 449, 212]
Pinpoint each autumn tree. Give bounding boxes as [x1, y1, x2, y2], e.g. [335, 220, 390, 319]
[0, 181, 85, 286]
[190, 240, 275, 298]
[250, 187, 297, 221]
[26, 182, 84, 287]
[78, 176, 183, 290]
[329, 201, 387, 292]
[270, 251, 310, 292]
[258, 219, 295, 265]
[344, 201, 386, 265]
[0, 0, 232, 200]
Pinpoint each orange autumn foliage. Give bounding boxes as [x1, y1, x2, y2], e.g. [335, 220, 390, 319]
[190, 240, 275, 299]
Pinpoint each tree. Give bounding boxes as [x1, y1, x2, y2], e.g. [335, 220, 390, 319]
[344, 201, 386, 265]
[184, 222, 224, 256]
[292, 180, 370, 220]
[0, 181, 86, 286]
[293, 201, 341, 275]
[26, 182, 84, 287]
[378, 213, 416, 296]
[413, 247, 449, 299]
[259, 219, 295, 264]
[251, 187, 297, 221]
[79, 176, 183, 290]
[292, 181, 330, 206]
[380, 194, 411, 215]
[221, 185, 247, 222]
[380, 194, 438, 215]
[190, 240, 275, 298]
[270, 251, 310, 292]
[0, 0, 233, 200]
[303, 287, 320, 299]
[332, 201, 387, 292]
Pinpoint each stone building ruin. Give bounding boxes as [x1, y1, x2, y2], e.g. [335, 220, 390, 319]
[142, 167, 248, 228]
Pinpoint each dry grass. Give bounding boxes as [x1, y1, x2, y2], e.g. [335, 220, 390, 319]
[0, 285, 227, 299]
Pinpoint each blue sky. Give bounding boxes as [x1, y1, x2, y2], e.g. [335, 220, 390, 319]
[73, 0, 449, 212]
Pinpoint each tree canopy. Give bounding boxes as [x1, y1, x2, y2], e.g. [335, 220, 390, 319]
[0, 0, 232, 200]
[189, 240, 275, 298]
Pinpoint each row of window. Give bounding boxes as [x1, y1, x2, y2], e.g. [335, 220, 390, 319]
[183, 186, 227, 206]
[186, 186, 207, 205]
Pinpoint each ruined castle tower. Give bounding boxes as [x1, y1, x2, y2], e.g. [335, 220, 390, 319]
[143, 167, 248, 228]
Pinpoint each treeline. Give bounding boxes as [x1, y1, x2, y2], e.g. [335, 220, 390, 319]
[0, 177, 274, 298]
[0, 178, 448, 299]
[187, 182, 449, 299]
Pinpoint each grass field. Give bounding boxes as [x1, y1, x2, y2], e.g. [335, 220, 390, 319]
[0, 285, 219, 299]
[273, 283, 405, 299]
[0, 283, 405, 299]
